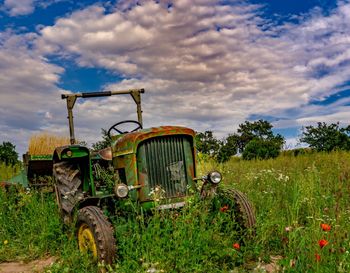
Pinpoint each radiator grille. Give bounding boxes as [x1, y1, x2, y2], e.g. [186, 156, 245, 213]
[138, 136, 191, 198]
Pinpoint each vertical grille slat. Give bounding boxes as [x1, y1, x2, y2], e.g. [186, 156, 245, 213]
[138, 136, 192, 198]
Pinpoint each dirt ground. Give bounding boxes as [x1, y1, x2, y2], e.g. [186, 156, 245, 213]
[0, 256, 282, 273]
[0, 257, 55, 273]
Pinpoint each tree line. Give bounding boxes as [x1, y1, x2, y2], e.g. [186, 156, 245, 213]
[196, 120, 350, 162]
[1, 121, 350, 165]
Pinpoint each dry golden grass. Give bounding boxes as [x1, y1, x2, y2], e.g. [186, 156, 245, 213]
[28, 133, 70, 155]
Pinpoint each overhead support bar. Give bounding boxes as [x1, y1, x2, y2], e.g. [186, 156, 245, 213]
[61, 89, 145, 145]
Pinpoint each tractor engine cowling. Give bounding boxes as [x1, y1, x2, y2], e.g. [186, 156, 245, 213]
[137, 135, 195, 201]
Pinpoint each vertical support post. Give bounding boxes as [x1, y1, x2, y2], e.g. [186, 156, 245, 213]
[130, 90, 143, 127]
[66, 96, 77, 145]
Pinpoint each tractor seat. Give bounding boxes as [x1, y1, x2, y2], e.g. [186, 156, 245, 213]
[98, 147, 112, 161]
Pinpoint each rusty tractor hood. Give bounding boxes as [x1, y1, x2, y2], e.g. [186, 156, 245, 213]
[112, 126, 195, 156]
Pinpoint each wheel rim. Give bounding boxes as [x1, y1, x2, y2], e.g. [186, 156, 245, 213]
[78, 223, 98, 259]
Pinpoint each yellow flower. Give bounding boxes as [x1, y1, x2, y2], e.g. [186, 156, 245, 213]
[3, 240, 8, 245]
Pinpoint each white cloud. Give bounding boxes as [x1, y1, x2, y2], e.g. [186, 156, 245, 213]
[2, 0, 67, 16]
[3, 0, 350, 153]
[37, 1, 314, 120]
[31, 1, 350, 142]
[3, 0, 35, 16]
[0, 30, 68, 153]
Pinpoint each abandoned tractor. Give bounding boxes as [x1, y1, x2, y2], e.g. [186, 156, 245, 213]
[51, 89, 256, 264]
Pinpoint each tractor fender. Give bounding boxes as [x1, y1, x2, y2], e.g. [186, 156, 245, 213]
[53, 145, 90, 161]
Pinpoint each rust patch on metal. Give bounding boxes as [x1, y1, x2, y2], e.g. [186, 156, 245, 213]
[112, 126, 195, 155]
[98, 147, 112, 161]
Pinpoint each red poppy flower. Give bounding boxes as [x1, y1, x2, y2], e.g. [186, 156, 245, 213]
[315, 253, 321, 262]
[320, 223, 331, 232]
[318, 239, 328, 249]
[233, 243, 240, 250]
[220, 205, 229, 212]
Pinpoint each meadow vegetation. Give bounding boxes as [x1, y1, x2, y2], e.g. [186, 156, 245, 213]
[0, 151, 350, 272]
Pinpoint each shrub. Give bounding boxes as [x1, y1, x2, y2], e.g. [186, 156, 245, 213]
[242, 139, 281, 160]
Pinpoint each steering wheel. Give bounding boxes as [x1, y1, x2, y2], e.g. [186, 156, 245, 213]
[107, 120, 142, 138]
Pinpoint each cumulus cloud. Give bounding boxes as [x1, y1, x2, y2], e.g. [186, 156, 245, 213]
[0, 30, 67, 153]
[36, 0, 350, 136]
[3, 0, 36, 16]
[37, 2, 307, 119]
[3, 0, 350, 153]
[2, 0, 67, 16]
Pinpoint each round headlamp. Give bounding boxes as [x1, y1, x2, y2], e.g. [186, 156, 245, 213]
[114, 183, 129, 198]
[208, 171, 222, 184]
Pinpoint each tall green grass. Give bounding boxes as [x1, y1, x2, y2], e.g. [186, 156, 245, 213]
[214, 151, 350, 272]
[0, 152, 349, 272]
[0, 162, 20, 181]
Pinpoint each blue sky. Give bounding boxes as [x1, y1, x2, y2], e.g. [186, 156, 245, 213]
[1, 0, 350, 154]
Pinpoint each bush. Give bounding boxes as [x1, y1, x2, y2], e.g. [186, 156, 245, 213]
[242, 139, 280, 160]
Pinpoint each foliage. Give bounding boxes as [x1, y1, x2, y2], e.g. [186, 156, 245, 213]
[91, 128, 111, 151]
[300, 122, 350, 152]
[281, 148, 314, 157]
[0, 141, 19, 165]
[0, 190, 64, 262]
[195, 131, 220, 156]
[234, 119, 284, 152]
[242, 138, 281, 160]
[218, 120, 284, 162]
[0, 162, 21, 181]
[2, 152, 350, 272]
[217, 134, 239, 162]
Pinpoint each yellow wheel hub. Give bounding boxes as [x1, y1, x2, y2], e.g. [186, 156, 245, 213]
[78, 223, 98, 259]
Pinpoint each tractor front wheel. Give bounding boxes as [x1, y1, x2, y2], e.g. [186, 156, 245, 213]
[216, 188, 256, 231]
[77, 206, 116, 265]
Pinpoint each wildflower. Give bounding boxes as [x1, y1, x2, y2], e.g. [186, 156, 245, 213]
[233, 243, 240, 250]
[285, 226, 292, 232]
[319, 239, 328, 249]
[220, 205, 229, 212]
[315, 253, 321, 262]
[289, 259, 296, 267]
[3, 240, 8, 245]
[320, 223, 331, 232]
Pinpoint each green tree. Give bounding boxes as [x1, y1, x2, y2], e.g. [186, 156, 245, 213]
[235, 119, 284, 152]
[195, 131, 220, 156]
[0, 141, 19, 165]
[237, 120, 285, 161]
[300, 122, 350, 152]
[242, 139, 281, 160]
[92, 129, 112, 151]
[217, 120, 284, 162]
[217, 134, 239, 162]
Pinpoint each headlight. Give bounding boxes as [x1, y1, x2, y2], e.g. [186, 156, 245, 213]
[114, 183, 129, 198]
[208, 171, 222, 184]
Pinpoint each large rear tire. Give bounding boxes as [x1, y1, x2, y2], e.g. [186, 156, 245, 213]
[53, 161, 84, 222]
[77, 206, 116, 265]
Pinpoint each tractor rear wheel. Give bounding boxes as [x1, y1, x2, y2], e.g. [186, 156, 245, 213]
[77, 206, 116, 265]
[216, 188, 256, 231]
[53, 161, 84, 223]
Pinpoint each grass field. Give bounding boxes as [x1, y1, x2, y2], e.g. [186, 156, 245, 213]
[0, 151, 350, 272]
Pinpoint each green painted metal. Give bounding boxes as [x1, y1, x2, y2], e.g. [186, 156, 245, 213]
[30, 154, 53, 160]
[53, 145, 96, 195]
[137, 135, 195, 201]
[54, 145, 89, 160]
[8, 170, 28, 187]
[111, 126, 197, 206]
[112, 126, 196, 156]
